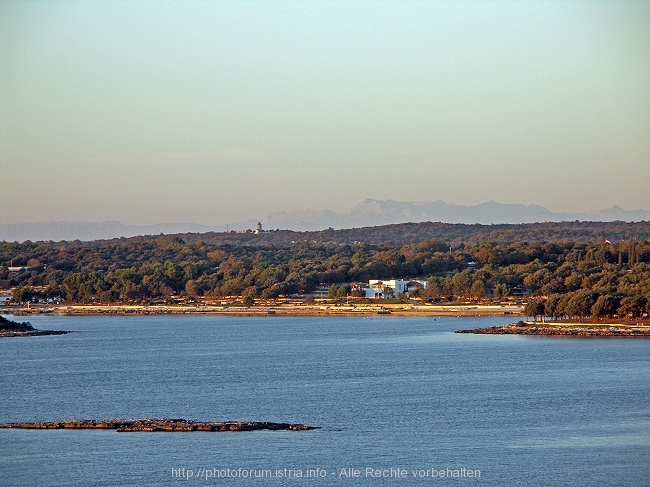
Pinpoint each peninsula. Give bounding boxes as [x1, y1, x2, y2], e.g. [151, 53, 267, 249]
[0, 315, 69, 338]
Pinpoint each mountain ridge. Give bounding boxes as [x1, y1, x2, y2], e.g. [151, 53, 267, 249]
[1, 200, 648, 242]
[260, 199, 649, 231]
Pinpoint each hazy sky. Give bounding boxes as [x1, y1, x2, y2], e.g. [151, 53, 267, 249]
[1, 0, 649, 226]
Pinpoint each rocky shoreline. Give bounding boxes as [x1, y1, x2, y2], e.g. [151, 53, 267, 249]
[0, 329, 70, 338]
[456, 322, 650, 337]
[0, 418, 318, 432]
[0, 315, 70, 338]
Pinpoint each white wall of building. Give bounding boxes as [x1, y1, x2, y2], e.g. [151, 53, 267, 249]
[361, 279, 428, 299]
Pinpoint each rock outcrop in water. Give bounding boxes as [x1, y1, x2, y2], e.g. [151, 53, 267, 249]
[0, 315, 69, 337]
[0, 418, 318, 432]
[456, 322, 650, 336]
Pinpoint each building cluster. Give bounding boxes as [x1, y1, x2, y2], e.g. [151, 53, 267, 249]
[223, 222, 265, 234]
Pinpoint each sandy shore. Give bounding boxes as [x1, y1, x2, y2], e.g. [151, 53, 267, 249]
[2, 303, 524, 317]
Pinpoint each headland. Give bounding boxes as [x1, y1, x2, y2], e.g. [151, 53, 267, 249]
[0, 315, 70, 338]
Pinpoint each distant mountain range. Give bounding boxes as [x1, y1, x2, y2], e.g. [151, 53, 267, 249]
[1, 199, 649, 242]
[261, 200, 650, 231]
[0, 221, 222, 243]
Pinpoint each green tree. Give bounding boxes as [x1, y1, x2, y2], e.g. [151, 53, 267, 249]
[409, 287, 426, 299]
[12, 286, 33, 304]
[336, 285, 349, 298]
[544, 293, 563, 319]
[328, 284, 339, 299]
[565, 290, 596, 320]
[185, 280, 201, 297]
[452, 269, 473, 298]
[591, 294, 621, 319]
[524, 298, 545, 321]
[618, 295, 647, 318]
[470, 279, 487, 301]
[242, 290, 256, 306]
[493, 283, 510, 299]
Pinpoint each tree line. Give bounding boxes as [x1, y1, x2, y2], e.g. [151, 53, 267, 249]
[1, 232, 649, 319]
[23, 220, 644, 247]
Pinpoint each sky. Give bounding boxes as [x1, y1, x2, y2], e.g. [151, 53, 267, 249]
[1, 0, 649, 226]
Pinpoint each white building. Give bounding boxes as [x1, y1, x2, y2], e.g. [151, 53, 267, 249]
[360, 279, 428, 299]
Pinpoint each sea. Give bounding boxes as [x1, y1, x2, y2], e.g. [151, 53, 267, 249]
[0, 314, 648, 486]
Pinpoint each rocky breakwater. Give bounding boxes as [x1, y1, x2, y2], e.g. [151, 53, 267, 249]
[0, 418, 319, 432]
[456, 321, 650, 337]
[0, 315, 69, 337]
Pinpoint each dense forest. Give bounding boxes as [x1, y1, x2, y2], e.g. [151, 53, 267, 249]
[142, 220, 650, 246]
[1, 221, 649, 320]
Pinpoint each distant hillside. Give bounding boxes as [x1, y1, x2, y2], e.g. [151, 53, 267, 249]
[2, 221, 649, 317]
[153, 221, 650, 247]
[261, 200, 650, 231]
[1, 200, 648, 242]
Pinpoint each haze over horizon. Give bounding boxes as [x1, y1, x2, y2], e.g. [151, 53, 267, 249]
[1, 1, 649, 226]
[2, 199, 649, 243]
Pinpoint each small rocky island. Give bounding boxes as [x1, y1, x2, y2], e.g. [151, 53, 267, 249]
[0, 315, 69, 337]
[456, 321, 650, 337]
[0, 418, 318, 432]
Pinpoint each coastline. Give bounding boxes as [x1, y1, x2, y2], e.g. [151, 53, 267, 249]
[0, 329, 70, 338]
[1, 303, 524, 318]
[0, 315, 71, 338]
[456, 321, 650, 337]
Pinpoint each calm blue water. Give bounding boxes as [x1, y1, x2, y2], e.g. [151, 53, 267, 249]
[0, 314, 648, 486]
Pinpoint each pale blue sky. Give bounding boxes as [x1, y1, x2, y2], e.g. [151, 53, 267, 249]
[1, 0, 649, 225]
